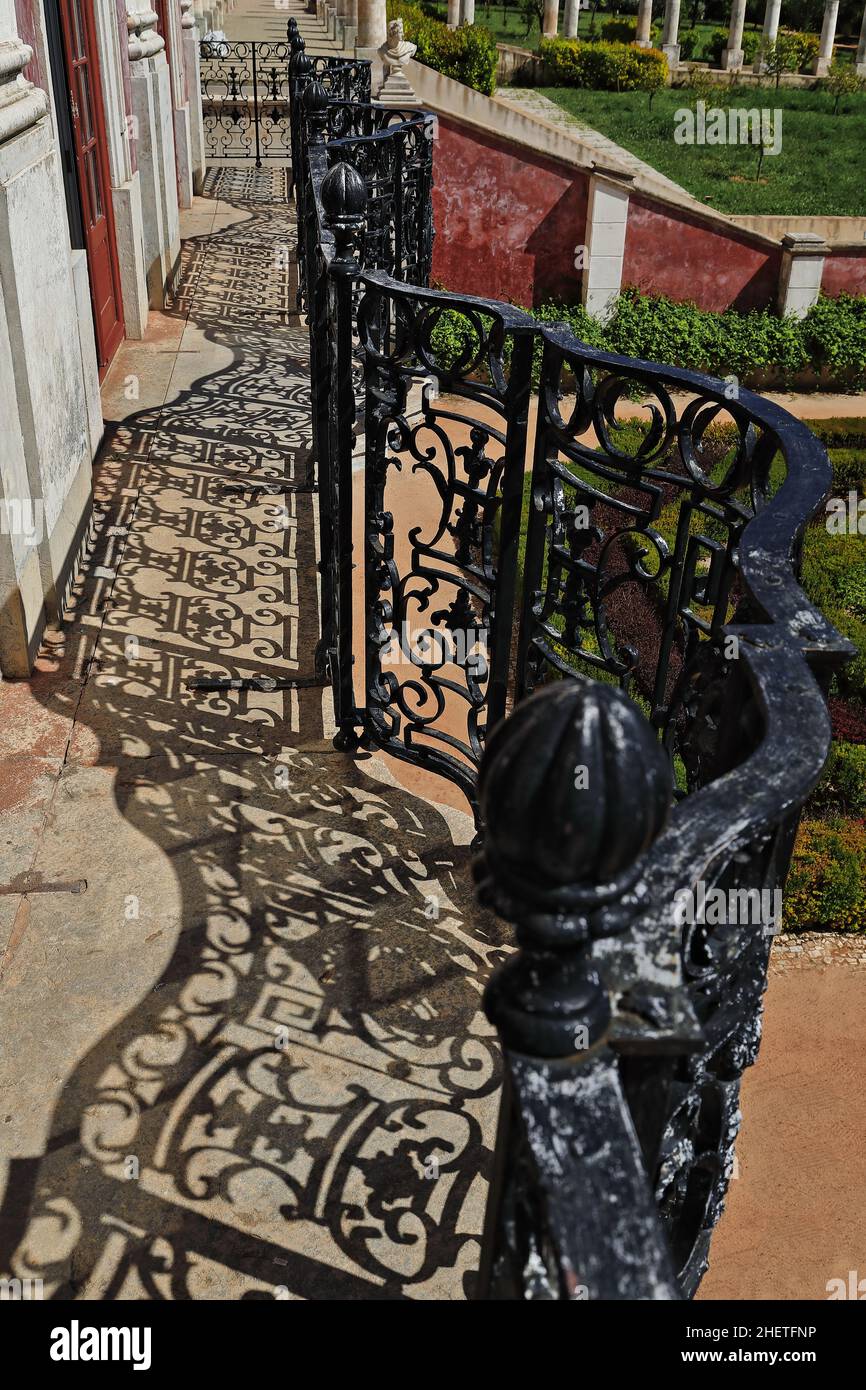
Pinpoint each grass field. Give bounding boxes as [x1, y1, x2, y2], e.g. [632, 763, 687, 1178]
[541, 85, 866, 215]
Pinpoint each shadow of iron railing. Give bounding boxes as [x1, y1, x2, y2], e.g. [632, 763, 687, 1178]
[0, 170, 508, 1301]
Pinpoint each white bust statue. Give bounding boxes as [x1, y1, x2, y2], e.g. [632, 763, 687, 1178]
[382, 18, 416, 70]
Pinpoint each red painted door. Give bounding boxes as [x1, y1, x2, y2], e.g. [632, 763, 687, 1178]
[59, 0, 125, 374]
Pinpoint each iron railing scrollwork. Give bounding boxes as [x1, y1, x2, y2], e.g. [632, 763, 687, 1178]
[199, 38, 293, 165]
[291, 54, 853, 1299]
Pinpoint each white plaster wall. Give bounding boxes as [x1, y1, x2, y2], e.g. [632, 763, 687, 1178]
[0, 273, 43, 674]
[0, 121, 91, 546]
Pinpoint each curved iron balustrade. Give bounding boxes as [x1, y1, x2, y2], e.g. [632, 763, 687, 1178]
[291, 50, 853, 1299]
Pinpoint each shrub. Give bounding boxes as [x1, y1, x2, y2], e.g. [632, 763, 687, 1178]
[809, 742, 866, 816]
[387, 0, 498, 94]
[823, 59, 866, 114]
[790, 29, 820, 72]
[599, 16, 660, 44]
[801, 527, 866, 704]
[538, 37, 668, 92]
[802, 293, 866, 380]
[801, 417, 866, 450]
[785, 817, 866, 932]
[705, 26, 760, 66]
[826, 447, 866, 489]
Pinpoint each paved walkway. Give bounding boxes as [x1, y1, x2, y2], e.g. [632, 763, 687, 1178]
[223, 0, 344, 53]
[0, 171, 504, 1300]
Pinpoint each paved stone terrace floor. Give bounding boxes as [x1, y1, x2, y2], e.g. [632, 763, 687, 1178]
[223, 0, 343, 53]
[1, 171, 865, 1302]
[0, 170, 506, 1300]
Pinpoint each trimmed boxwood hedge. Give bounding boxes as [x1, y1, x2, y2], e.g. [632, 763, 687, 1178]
[538, 36, 668, 93]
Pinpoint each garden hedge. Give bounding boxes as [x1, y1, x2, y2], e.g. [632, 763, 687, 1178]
[538, 36, 668, 93]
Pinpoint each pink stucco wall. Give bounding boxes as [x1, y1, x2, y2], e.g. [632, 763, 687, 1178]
[622, 197, 782, 312]
[432, 118, 588, 308]
[822, 248, 866, 299]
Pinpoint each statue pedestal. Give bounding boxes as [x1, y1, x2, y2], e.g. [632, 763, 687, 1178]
[378, 62, 419, 105]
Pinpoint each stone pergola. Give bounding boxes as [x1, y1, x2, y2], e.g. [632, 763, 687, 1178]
[539, 0, 866, 75]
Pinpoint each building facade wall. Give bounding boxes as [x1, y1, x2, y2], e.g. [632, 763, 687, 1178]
[0, 0, 203, 676]
[0, 0, 96, 673]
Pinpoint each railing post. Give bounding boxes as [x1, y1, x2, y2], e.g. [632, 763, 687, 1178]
[302, 79, 332, 474]
[288, 42, 310, 198]
[322, 162, 368, 749]
[251, 41, 262, 168]
[474, 679, 682, 1300]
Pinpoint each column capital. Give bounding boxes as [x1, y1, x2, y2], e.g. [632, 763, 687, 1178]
[0, 37, 49, 145]
[127, 4, 165, 62]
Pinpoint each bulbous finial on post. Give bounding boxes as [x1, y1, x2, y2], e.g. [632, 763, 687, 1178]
[287, 16, 299, 42]
[303, 78, 329, 142]
[290, 46, 310, 79]
[321, 161, 368, 263]
[475, 679, 673, 1057]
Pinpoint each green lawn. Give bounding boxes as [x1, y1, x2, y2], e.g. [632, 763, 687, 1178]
[541, 85, 866, 214]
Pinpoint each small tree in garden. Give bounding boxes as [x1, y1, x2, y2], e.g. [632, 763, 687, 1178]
[520, 0, 542, 39]
[642, 52, 668, 109]
[823, 60, 866, 115]
[689, 66, 715, 107]
[763, 33, 801, 88]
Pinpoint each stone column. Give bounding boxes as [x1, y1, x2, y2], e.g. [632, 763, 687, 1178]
[753, 0, 781, 72]
[166, 0, 194, 210]
[356, 0, 387, 91]
[635, 0, 653, 46]
[357, 0, 387, 46]
[857, 2, 866, 75]
[542, 0, 559, 37]
[777, 233, 828, 318]
[564, 0, 580, 39]
[722, 0, 747, 70]
[127, 3, 181, 306]
[0, 0, 98, 672]
[661, 0, 681, 67]
[814, 0, 840, 75]
[446, 0, 460, 26]
[90, 0, 149, 340]
[461, 0, 476, 22]
[582, 171, 632, 322]
[342, 0, 359, 47]
[181, 0, 205, 194]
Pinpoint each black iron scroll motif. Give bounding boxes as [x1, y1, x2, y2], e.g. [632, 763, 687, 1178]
[200, 39, 292, 166]
[294, 74, 853, 1297]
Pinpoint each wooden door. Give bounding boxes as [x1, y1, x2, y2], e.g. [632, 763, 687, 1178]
[59, 0, 125, 374]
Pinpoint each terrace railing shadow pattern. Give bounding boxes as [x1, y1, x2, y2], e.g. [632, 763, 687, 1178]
[0, 170, 506, 1301]
[293, 32, 854, 1299]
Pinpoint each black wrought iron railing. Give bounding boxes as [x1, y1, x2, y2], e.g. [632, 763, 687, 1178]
[199, 37, 292, 164]
[289, 30, 853, 1299]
